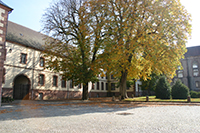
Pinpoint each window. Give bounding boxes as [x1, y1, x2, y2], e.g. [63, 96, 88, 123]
[196, 81, 200, 88]
[97, 82, 100, 90]
[53, 75, 58, 87]
[177, 66, 183, 78]
[70, 80, 74, 88]
[20, 53, 27, 64]
[40, 57, 45, 67]
[2, 68, 5, 83]
[193, 62, 199, 76]
[177, 71, 183, 78]
[106, 83, 108, 90]
[111, 83, 115, 90]
[78, 84, 81, 89]
[92, 83, 95, 90]
[39, 74, 45, 86]
[111, 75, 114, 79]
[61, 79, 66, 88]
[101, 82, 104, 90]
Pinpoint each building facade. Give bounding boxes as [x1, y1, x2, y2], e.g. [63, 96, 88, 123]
[2, 21, 136, 100]
[173, 46, 200, 91]
[0, 1, 12, 105]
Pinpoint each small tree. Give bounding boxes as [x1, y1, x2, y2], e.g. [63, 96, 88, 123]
[155, 76, 171, 99]
[171, 79, 189, 99]
[140, 73, 159, 95]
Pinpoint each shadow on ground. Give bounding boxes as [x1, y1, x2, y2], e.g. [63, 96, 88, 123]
[0, 97, 147, 121]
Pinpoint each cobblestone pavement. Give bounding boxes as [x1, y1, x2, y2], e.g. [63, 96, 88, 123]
[0, 100, 200, 133]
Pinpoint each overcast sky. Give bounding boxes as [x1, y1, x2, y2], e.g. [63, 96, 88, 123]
[4, 0, 200, 47]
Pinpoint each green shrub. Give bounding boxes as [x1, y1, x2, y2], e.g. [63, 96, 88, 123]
[190, 91, 200, 98]
[1, 97, 13, 103]
[190, 91, 198, 98]
[171, 79, 189, 99]
[155, 76, 171, 99]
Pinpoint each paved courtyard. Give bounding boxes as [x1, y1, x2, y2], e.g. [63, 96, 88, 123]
[0, 100, 200, 133]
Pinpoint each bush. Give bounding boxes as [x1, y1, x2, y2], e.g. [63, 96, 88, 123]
[171, 79, 189, 99]
[190, 91, 198, 98]
[1, 97, 13, 103]
[190, 91, 200, 98]
[155, 76, 171, 99]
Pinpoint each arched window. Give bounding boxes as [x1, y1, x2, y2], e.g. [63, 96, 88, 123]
[193, 61, 199, 76]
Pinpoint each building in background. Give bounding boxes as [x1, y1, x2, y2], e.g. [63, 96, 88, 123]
[173, 46, 200, 91]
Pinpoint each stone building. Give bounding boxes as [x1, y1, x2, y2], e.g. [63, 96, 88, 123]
[2, 21, 137, 100]
[0, 0, 12, 105]
[173, 46, 200, 91]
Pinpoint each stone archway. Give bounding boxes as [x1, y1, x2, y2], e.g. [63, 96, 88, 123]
[13, 74, 30, 100]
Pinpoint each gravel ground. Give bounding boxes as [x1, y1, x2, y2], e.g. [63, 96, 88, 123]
[0, 100, 200, 133]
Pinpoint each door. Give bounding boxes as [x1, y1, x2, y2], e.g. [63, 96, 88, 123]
[13, 75, 30, 100]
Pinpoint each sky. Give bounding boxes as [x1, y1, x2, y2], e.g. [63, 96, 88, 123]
[3, 0, 200, 47]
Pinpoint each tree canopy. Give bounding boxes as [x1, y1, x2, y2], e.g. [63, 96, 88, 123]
[100, 0, 191, 99]
[42, 0, 191, 100]
[42, 0, 109, 100]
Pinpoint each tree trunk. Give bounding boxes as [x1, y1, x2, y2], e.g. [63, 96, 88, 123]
[82, 83, 89, 100]
[107, 73, 112, 97]
[119, 71, 128, 99]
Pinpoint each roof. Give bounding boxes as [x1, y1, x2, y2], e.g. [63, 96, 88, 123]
[0, 1, 13, 11]
[185, 46, 200, 58]
[6, 21, 200, 57]
[6, 21, 46, 50]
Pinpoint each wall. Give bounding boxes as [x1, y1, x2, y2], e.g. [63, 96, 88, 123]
[173, 56, 200, 91]
[0, 3, 12, 105]
[3, 41, 82, 99]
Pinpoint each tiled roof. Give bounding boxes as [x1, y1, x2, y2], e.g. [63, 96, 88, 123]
[6, 21, 46, 50]
[6, 20, 200, 58]
[0, 0, 13, 10]
[185, 46, 200, 58]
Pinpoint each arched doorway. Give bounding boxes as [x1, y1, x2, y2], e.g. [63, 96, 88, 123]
[13, 74, 30, 100]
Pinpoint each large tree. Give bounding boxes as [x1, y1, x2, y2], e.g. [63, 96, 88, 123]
[101, 0, 191, 99]
[42, 0, 108, 100]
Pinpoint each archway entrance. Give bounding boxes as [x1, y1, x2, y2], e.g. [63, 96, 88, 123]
[13, 75, 30, 100]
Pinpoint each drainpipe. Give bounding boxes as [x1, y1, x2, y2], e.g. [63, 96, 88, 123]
[31, 50, 35, 100]
[67, 80, 69, 99]
[186, 57, 191, 90]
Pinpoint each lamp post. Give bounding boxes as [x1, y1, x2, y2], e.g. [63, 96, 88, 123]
[0, 1, 12, 106]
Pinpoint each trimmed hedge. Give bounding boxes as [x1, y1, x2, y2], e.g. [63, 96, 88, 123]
[171, 79, 189, 99]
[190, 91, 200, 98]
[155, 76, 171, 99]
